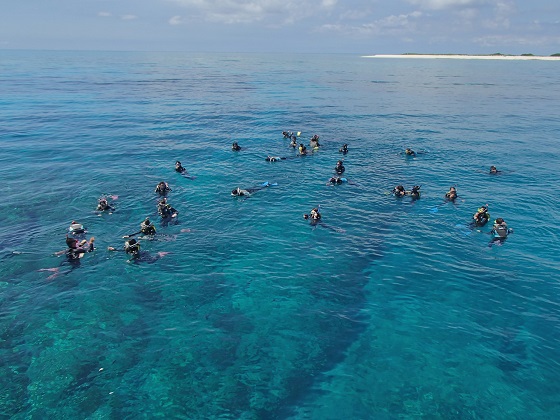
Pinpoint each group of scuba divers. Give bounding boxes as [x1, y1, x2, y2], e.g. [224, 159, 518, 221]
[232, 132, 350, 232]
[44, 160, 194, 277]
[391, 150, 512, 247]
[47, 135, 511, 277]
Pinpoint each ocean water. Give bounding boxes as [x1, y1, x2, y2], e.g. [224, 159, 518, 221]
[1, 51, 560, 419]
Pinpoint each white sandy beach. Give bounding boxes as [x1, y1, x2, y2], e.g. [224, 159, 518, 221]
[363, 54, 560, 61]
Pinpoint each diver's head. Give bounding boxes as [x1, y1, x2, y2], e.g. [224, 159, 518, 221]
[231, 188, 239, 196]
[144, 218, 151, 226]
[495, 218, 504, 224]
[66, 236, 77, 248]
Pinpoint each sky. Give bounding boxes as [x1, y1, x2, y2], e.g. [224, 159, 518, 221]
[1, 0, 559, 54]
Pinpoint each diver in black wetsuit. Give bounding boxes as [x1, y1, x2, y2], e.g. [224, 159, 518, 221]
[472, 205, 490, 227]
[335, 160, 345, 174]
[445, 186, 458, 202]
[155, 181, 171, 196]
[407, 185, 421, 200]
[97, 197, 115, 212]
[392, 185, 406, 197]
[231, 182, 274, 197]
[488, 217, 513, 247]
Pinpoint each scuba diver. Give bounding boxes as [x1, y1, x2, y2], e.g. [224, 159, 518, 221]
[68, 221, 87, 236]
[265, 156, 286, 162]
[310, 134, 321, 149]
[96, 197, 115, 212]
[175, 160, 187, 173]
[303, 207, 321, 224]
[303, 206, 345, 233]
[392, 185, 406, 197]
[289, 137, 298, 148]
[327, 176, 347, 185]
[64, 235, 95, 259]
[335, 160, 345, 174]
[339, 144, 348, 154]
[175, 161, 195, 179]
[108, 238, 169, 263]
[488, 217, 513, 247]
[155, 181, 171, 196]
[298, 144, 308, 155]
[472, 205, 490, 227]
[157, 198, 179, 223]
[407, 185, 421, 200]
[123, 217, 157, 238]
[282, 131, 293, 138]
[489, 166, 501, 174]
[40, 235, 95, 279]
[405, 148, 417, 157]
[445, 186, 458, 202]
[326, 176, 358, 186]
[232, 142, 241, 151]
[231, 181, 275, 197]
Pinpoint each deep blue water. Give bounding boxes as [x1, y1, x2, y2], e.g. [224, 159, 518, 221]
[1, 51, 560, 418]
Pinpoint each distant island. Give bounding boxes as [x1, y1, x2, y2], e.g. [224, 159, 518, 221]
[363, 53, 560, 61]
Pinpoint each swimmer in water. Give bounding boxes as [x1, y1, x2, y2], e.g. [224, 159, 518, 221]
[96, 197, 115, 212]
[335, 160, 345, 174]
[123, 217, 157, 238]
[327, 176, 347, 185]
[488, 217, 513, 247]
[155, 181, 171, 196]
[157, 198, 178, 219]
[265, 156, 286, 162]
[310, 134, 321, 148]
[489, 165, 501, 174]
[175, 161, 186, 173]
[64, 235, 95, 259]
[405, 148, 416, 157]
[40, 235, 95, 279]
[303, 207, 321, 224]
[472, 205, 490, 227]
[175, 160, 195, 179]
[407, 185, 421, 200]
[339, 144, 348, 154]
[298, 144, 308, 155]
[68, 220, 87, 236]
[392, 185, 406, 197]
[303, 206, 345, 233]
[232, 142, 241, 151]
[445, 186, 458, 202]
[108, 238, 169, 263]
[231, 182, 275, 197]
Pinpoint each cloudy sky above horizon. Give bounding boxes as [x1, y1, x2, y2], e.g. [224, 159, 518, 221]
[2, 0, 559, 54]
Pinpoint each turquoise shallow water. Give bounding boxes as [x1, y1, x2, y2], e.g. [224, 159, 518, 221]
[1, 51, 560, 418]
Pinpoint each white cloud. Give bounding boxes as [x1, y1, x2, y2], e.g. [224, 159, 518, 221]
[170, 0, 338, 24]
[121, 14, 138, 20]
[407, 0, 487, 10]
[474, 34, 554, 48]
[98, 12, 112, 17]
[169, 15, 183, 25]
[321, 11, 423, 36]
